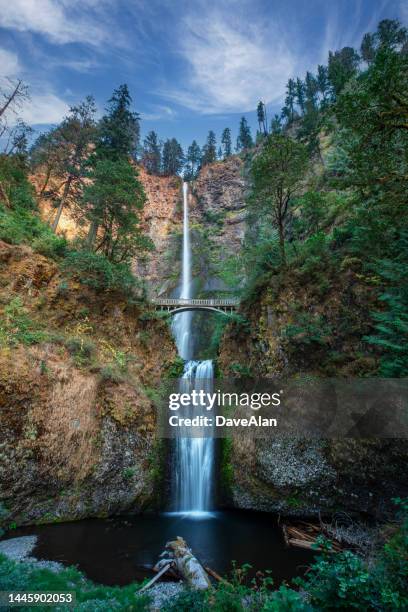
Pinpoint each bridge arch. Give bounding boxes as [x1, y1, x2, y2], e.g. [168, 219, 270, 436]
[151, 297, 239, 316]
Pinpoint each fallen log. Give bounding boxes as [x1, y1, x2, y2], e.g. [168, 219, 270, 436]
[139, 563, 172, 593]
[154, 536, 211, 590]
[205, 566, 229, 585]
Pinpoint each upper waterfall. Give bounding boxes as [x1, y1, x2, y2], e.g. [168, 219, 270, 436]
[172, 182, 193, 360]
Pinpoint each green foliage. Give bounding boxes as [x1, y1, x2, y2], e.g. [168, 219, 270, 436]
[162, 138, 185, 175]
[84, 157, 149, 263]
[64, 336, 96, 367]
[282, 313, 332, 348]
[0, 554, 150, 611]
[32, 233, 68, 259]
[365, 240, 408, 376]
[0, 297, 46, 347]
[0, 155, 36, 211]
[62, 250, 140, 295]
[236, 116, 253, 152]
[166, 356, 185, 378]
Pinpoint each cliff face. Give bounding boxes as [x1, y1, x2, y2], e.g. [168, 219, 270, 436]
[219, 273, 408, 518]
[31, 166, 183, 295]
[189, 157, 247, 292]
[0, 241, 176, 527]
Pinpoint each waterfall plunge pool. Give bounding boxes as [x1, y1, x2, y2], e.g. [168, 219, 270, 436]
[7, 510, 314, 586]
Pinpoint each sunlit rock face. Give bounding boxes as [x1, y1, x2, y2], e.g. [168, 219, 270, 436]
[0, 242, 176, 527]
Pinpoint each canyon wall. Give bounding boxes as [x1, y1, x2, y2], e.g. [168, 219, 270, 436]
[0, 241, 176, 527]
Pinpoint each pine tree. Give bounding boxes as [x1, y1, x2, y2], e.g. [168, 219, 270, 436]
[221, 128, 232, 158]
[284, 79, 297, 123]
[83, 158, 147, 263]
[86, 86, 145, 248]
[202, 130, 217, 165]
[257, 101, 267, 134]
[142, 131, 161, 175]
[305, 71, 318, 110]
[236, 117, 253, 152]
[270, 114, 282, 135]
[46, 96, 97, 232]
[97, 84, 140, 160]
[250, 135, 308, 265]
[162, 138, 184, 175]
[295, 78, 306, 114]
[360, 33, 376, 65]
[328, 47, 360, 97]
[316, 65, 329, 105]
[185, 140, 201, 180]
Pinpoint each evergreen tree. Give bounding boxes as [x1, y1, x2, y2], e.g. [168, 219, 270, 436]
[305, 71, 318, 109]
[221, 128, 232, 158]
[328, 47, 360, 97]
[257, 101, 267, 134]
[377, 19, 407, 50]
[360, 33, 376, 65]
[142, 131, 161, 175]
[316, 65, 329, 105]
[83, 158, 147, 263]
[185, 140, 201, 180]
[295, 78, 306, 114]
[236, 117, 253, 152]
[97, 84, 140, 160]
[270, 114, 282, 135]
[250, 134, 308, 264]
[86, 87, 145, 248]
[202, 130, 217, 165]
[284, 78, 297, 123]
[217, 146, 223, 160]
[42, 96, 97, 232]
[162, 138, 184, 175]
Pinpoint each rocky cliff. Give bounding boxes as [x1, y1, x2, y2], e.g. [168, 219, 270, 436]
[219, 272, 408, 518]
[31, 166, 183, 295]
[0, 241, 176, 527]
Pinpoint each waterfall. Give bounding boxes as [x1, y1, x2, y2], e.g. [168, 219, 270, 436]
[171, 182, 214, 514]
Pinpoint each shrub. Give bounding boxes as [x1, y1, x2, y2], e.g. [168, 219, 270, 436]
[62, 250, 140, 295]
[32, 233, 68, 259]
[0, 297, 47, 346]
[64, 336, 96, 366]
[0, 554, 150, 610]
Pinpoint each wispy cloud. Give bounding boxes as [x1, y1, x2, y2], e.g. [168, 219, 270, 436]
[19, 91, 69, 125]
[142, 105, 177, 121]
[0, 0, 112, 46]
[0, 48, 21, 76]
[162, 9, 296, 114]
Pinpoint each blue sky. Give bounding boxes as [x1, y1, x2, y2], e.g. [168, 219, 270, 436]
[0, 0, 406, 149]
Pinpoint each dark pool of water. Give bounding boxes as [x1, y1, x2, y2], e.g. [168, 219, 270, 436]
[9, 511, 314, 587]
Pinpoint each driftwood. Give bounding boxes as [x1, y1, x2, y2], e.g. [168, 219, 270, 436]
[154, 536, 211, 590]
[282, 522, 342, 552]
[205, 566, 229, 584]
[139, 563, 172, 593]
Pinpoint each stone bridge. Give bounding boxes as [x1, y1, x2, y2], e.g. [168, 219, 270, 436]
[152, 297, 239, 315]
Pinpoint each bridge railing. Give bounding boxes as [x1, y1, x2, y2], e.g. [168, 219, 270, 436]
[152, 297, 240, 307]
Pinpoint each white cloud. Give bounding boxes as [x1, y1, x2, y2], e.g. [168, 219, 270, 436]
[0, 48, 21, 76]
[19, 92, 69, 124]
[162, 10, 295, 114]
[142, 105, 177, 121]
[0, 0, 110, 46]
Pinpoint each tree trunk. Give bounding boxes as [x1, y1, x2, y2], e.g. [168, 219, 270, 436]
[0, 180, 11, 208]
[278, 217, 286, 266]
[52, 175, 73, 232]
[154, 537, 211, 590]
[87, 220, 99, 249]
